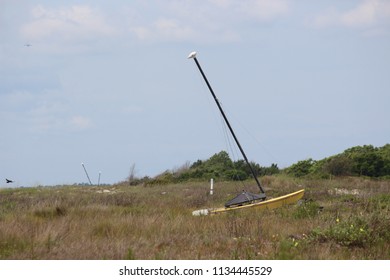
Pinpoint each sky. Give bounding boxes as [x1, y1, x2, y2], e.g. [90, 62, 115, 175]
[1, 0, 389, 187]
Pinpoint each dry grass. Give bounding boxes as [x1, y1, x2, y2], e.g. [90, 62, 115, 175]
[0, 176, 389, 259]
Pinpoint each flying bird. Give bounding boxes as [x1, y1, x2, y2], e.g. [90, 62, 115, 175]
[24, 44, 32, 47]
[6, 178, 14, 183]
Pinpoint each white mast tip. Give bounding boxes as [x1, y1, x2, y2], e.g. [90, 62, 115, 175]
[188, 51, 197, 59]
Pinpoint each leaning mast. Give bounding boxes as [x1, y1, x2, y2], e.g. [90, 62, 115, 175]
[188, 51, 266, 206]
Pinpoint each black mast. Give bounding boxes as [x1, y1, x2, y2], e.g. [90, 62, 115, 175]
[188, 52, 266, 197]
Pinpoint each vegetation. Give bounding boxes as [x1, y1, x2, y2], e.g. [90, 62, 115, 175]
[127, 144, 389, 186]
[286, 144, 390, 178]
[0, 176, 389, 260]
[0, 144, 389, 259]
[126, 151, 280, 186]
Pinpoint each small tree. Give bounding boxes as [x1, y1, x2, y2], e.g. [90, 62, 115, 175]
[287, 159, 315, 177]
[322, 155, 353, 176]
[378, 144, 390, 176]
[345, 145, 384, 177]
[259, 163, 280, 176]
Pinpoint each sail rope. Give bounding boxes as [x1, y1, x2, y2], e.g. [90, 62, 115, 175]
[219, 105, 248, 192]
[222, 104, 280, 166]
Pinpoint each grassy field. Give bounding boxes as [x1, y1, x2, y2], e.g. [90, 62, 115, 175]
[0, 176, 389, 259]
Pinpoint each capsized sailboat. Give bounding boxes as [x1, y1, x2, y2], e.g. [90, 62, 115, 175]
[188, 51, 305, 215]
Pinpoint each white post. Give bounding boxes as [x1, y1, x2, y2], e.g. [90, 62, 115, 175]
[210, 178, 214, 195]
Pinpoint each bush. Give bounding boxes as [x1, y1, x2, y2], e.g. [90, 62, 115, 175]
[286, 144, 390, 178]
[286, 159, 315, 177]
[310, 216, 372, 247]
[224, 169, 249, 181]
[344, 145, 388, 177]
[146, 151, 278, 184]
[322, 155, 353, 176]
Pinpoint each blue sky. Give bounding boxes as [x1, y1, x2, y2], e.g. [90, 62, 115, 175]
[1, 0, 389, 187]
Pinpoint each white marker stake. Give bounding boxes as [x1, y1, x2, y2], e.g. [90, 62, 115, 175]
[210, 178, 214, 195]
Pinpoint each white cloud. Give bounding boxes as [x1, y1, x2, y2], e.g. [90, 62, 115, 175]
[155, 18, 192, 39]
[239, 0, 289, 21]
[312, 0, 390, 29]
[128, 0, 289, 43]
[21, 5, 116, 42]
[131, 18, 195, 42]
[341, 0, 378, 27]
[18, 1, 291, 45]
[207, 0, 289, 20]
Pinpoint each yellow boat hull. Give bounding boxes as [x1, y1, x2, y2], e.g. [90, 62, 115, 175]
[210, 189, 305, 214]
[187, 189, 305, 216]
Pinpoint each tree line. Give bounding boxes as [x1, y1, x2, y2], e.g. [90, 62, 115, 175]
[286, 144, 390, 178]
[126, 144, 389, 186]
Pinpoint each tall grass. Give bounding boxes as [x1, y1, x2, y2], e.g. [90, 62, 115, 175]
[0, 176, 389, 259]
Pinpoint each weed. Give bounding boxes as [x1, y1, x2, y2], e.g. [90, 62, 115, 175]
[125, 247, 135, 260]
[275, 239, 298, 260]
[293, 200, 322, 219]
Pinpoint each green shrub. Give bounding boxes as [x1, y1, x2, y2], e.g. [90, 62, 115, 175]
[126, 247, 136, 260]
[311, 216, 371, 247]
[286, 159, 315, 177]
[322, 155, 353, 176]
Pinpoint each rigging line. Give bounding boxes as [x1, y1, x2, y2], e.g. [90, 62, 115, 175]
[220, 110, 237, 160]
[221, 103, 281, 165]
[219, 111, 248, 191]
[193, 60, 238, 159]
[194, 66, 247, 167]
[218, 101, 240, 161]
